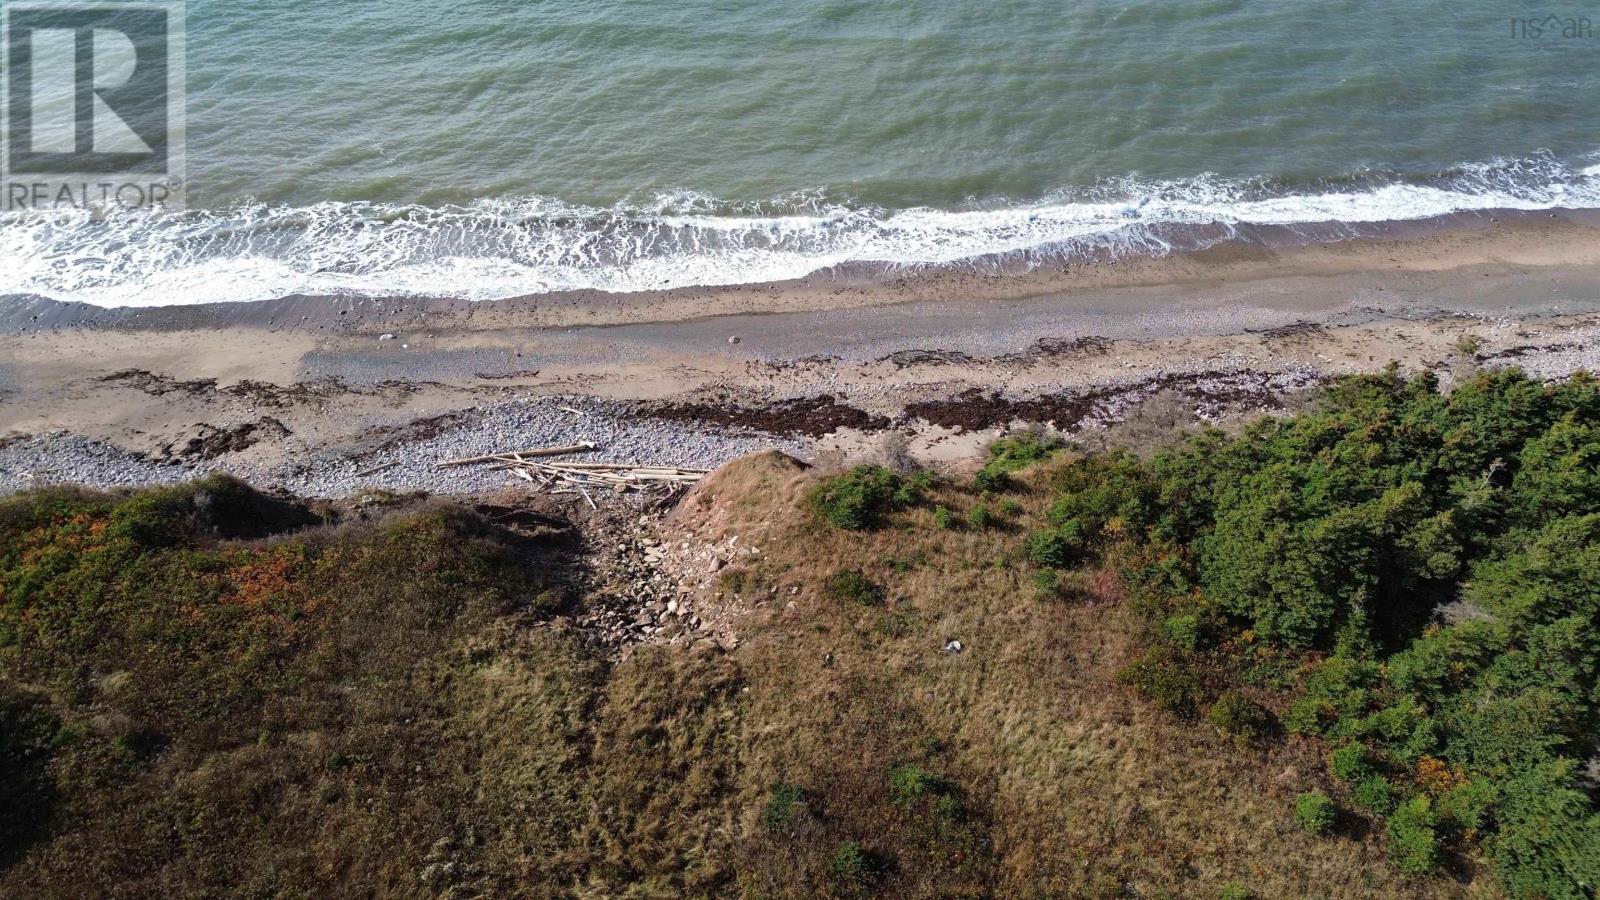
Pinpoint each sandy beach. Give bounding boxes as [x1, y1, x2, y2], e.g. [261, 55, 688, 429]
[5, 216, 1600, 498]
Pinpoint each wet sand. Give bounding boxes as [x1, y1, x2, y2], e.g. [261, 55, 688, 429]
[4, 215, 1600, 497]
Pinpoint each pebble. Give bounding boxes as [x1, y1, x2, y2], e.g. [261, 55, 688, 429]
[0, 395, 807, 499]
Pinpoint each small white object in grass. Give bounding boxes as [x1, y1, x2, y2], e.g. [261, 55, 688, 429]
[379, 333, 395, 341]
[728, 335, 741, 345]
[944, 639, 964, 654]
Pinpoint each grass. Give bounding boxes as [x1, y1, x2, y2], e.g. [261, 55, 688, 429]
[824, 568, 885, 606]
[0, 460, 1479, 898]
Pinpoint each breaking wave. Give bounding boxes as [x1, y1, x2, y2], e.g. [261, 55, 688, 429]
[3, 153, 1599, 308]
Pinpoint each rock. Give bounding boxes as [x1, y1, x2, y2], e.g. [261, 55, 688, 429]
[943, 639, 964, 655]
[379, 333, 396, 341]
[727, 335, 741, 345]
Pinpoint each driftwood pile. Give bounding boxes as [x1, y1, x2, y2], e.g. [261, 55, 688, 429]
[438, 442, 708, 507]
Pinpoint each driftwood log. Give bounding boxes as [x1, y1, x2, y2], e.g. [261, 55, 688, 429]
[437, 442, 598, 467]
[436, 443, 708, 498]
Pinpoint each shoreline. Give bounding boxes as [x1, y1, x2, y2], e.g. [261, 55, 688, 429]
[5, 215, 1600, 500]
[5, 209, 1600, 335]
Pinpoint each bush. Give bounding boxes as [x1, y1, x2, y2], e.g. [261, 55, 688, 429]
[1218, 883, 1255, 900]
[830, 840, 879, 884]
[1436, 778, 1496, 834]
[825, 568, 884, 606]
[974, 467, 1009, 494]
[1207, 691, 1270, 745]
[975, 432, 1062, 492]
[1386, 796, 1441, 874]
[1282, 657, 1380, 738]
[810, 466, 919, 530]
[1046, 452, 1157, 537]
[887, 764, 950, 806]
[1024, 521, 1085, 569]
[933, 506, 956, 530]
[1484, 760, 1599, 899]
[762, 783, 807, 831]
[1329, 743, 1374, 783]
[1162, 613, 1203, 652]
[966, 504, 993, 530]
[1036, 369, 1600, 893]
[1353, 777, 1396, 814]
[1295, 792, 1338, 836]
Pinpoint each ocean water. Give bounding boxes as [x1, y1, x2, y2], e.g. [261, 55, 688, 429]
[4, 0, 1599, 307]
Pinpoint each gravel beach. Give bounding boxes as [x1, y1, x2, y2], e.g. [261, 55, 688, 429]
[5, 220, 1600, 502]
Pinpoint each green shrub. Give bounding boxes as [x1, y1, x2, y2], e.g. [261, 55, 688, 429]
[1162, 613, 1203, 652]
[531, 587, 567, 614]
[1038, 369, 1600, 893]
[1329, 744, 1374, 783]
[1218, 883, 1255, 900]
[1386, 796, 1441, 874]
[830, 841, 878, 884]
[1485, 760, 1599, 899]
[1283, 657, 1381, 738]
[1045, 452, 1157, 537]
[975, 433, 1062, 492]
[810, 465, 919, 530]
[1207, 691, 1270, 745]
[997, 499, 1022, 517]
[762, 783, 807, 831]
[1295, 792, 1338, 836]
[1436, 778, 1496, 834]
[824, 568, 884, 606]
[966, 504, 993, 530]
[888, 764, 949, 806]
[1353, 777, 1396, 814]
[933, 505, 956, 530]
[1024, 521, 1084, 569]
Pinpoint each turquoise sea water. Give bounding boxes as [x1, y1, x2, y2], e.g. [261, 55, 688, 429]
[5, 0, 1600, 306]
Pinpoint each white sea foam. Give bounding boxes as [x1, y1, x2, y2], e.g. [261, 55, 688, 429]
[3, 155, 1599, 308]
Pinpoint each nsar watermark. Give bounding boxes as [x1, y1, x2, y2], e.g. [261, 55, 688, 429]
[2, 1, 185, 212]
[1509, 13, 1594, 46]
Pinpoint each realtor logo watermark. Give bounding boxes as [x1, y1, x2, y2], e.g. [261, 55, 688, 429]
[1, 1, 184, 211]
